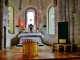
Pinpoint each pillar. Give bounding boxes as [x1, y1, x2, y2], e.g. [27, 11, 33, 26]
[78, 0, 80, 12]
[0, 0, 4, 50]
[62, 0, 66, 22]
[69, 0, 75, 43]
[58, 0, 62, 22]
[66, 0, 70, 42]
[71, 0, 75, 43]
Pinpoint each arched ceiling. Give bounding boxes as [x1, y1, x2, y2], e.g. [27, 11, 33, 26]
[10, 0, 52, 11]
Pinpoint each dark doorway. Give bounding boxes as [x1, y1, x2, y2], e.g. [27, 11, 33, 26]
[4, 26, 6, 48]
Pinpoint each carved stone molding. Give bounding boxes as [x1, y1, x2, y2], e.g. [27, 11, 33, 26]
[19, 0, 22, 11]
[39, 0, 43, 11]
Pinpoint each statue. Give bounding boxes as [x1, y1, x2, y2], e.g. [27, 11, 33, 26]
[29, 24, 33, 32]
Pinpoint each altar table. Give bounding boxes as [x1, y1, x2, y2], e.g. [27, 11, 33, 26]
[18, 32, 44, 38]
[19, 37, 42, 45]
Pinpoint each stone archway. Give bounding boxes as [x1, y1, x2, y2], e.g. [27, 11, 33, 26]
[25, 7, 37, 32]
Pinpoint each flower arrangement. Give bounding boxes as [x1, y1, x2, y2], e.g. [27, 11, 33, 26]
[36, 27, 39, 30]
[23, 28, 25, 30]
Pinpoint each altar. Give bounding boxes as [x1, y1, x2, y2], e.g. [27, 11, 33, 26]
[18, 32, 44, 38]
[19, 37, 42, 44]
[18, 32, 44, 45]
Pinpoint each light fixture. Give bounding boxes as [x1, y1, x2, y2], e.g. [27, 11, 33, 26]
[20, 21, 24, 27]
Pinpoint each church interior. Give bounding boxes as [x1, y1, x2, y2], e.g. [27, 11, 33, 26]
[0, 0, 80, 60]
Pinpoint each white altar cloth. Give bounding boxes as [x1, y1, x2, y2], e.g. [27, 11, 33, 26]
[19, 37, 42, 44]
[18, 32, 44, 38]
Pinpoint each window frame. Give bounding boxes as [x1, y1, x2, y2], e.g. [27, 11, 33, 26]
[8, 5, 14, 34]
[47, 6, 55, 35]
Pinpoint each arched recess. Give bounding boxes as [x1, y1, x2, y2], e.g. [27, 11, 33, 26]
[25, 7, 37, 32]
[47, 5, 55, 34]
[8, 5, 14, 33]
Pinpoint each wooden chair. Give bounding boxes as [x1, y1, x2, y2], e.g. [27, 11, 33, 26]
[74, 42, 80, 55]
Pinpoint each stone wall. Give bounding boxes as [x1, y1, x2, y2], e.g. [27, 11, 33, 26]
[74, 12, 80, 43]
[5, 0, 80, 46]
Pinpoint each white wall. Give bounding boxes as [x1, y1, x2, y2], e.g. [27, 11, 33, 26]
[6, 27, 20, 47]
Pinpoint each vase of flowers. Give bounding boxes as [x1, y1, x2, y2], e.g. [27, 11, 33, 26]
[36, 27, 39, 32]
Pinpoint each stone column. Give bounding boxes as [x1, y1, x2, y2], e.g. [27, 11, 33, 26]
[66, 0, 70, 42]
[0, 0, 4, 50]
[78, 0, 80, 44]
[69, 0, 75, 43]
[70, 0, 75, 43]
[58, 0, 62, 22]
[66, 0, 69, 22]
[78, 0, 80, 12]
[62, 0, 66, 22]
